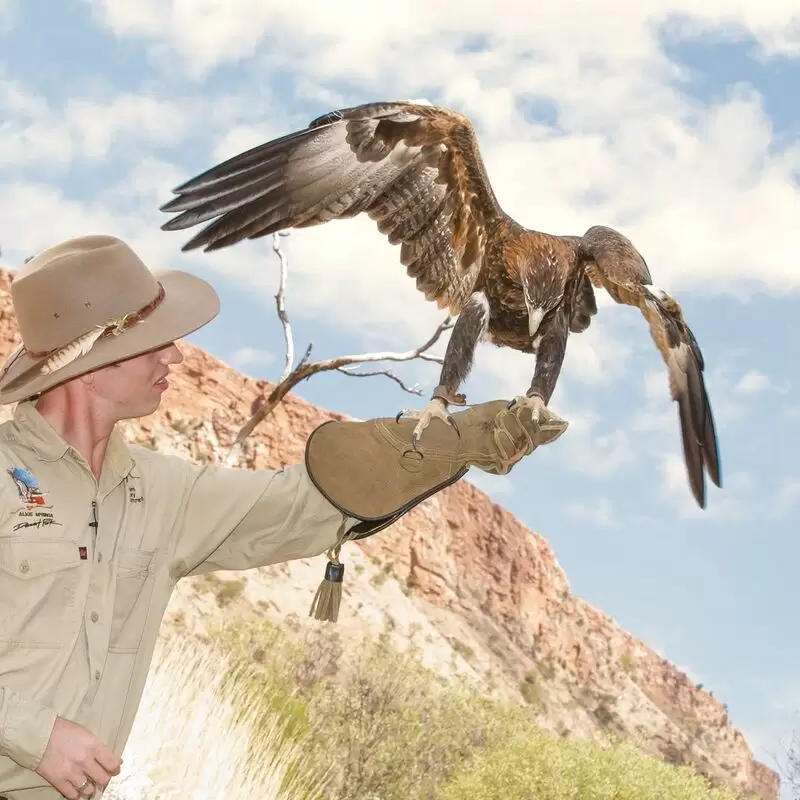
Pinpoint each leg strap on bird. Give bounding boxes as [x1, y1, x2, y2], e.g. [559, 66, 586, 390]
[304, 398, 568, 622]
[431, 384, 467, 405]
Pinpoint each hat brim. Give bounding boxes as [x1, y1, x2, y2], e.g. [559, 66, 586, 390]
[0, 269, 220, 404]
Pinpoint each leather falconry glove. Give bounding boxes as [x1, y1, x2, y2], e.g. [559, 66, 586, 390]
[303, 399, 568, 622]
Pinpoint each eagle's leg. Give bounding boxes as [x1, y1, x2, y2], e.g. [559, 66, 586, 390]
[397, 292, 490, 449]
[509, 307, 569, 422]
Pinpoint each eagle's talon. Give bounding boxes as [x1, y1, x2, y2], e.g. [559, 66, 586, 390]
[447, 415, 461, 438]
[508, 393, 547, 423]
[395, 397, 458, 449]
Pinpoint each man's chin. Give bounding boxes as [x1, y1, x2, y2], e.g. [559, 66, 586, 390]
[116, 395, 164, 423]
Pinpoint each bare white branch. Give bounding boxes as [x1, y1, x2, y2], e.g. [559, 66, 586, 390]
[306, 315, 453, 370]
[337, 365, 423, 395]
[222, 236, 452, 464]
[273, 231, 294, 383]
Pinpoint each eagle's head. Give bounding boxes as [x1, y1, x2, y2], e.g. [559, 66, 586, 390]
[522, 275, 563, 338]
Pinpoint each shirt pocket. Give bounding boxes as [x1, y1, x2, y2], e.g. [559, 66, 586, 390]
[0, 539, 83, 647]
[109, 546, 156, 654]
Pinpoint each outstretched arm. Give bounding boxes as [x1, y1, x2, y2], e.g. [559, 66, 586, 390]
[165, 397, 568, 622]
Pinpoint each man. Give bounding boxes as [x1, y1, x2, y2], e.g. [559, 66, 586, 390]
[0, 234, 567, 800]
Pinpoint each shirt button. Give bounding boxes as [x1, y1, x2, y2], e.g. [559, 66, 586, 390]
[19, 560, 29, 573]
[90, 611, 99, 622]
[95, 670, 101, 680]
[97, 552, 103, 562]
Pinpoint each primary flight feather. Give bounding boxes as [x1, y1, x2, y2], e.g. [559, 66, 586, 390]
[159, 99, 722, 508]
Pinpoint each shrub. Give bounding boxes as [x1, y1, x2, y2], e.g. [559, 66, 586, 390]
[301, 632, 534, 800]
[437, 728, 744, 800]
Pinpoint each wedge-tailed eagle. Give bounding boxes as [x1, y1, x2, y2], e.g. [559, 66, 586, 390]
[159, 99, 722, 508]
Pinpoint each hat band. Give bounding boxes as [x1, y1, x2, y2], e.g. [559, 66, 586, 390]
[2, 282, 167, 379]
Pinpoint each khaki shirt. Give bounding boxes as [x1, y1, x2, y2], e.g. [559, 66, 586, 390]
[0, 401, 347, 799]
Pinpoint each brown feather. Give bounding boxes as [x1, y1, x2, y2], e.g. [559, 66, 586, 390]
[161, 100, 502, 316]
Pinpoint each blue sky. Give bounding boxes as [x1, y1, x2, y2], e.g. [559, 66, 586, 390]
[2, 0, 799, 792]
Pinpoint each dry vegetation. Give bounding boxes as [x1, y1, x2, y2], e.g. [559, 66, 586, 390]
[105, 616, 752, 800]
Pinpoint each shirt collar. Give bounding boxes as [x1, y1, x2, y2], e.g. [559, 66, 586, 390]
[10, 400, 134, 478]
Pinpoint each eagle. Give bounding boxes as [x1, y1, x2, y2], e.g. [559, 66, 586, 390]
[159, 99, 721, 509]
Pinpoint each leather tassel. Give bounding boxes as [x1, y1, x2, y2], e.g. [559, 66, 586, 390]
[308, 559, 345, 623]
[309, 524, 349, 623]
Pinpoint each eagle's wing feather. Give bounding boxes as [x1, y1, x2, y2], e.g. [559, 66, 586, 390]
[160, 101, 503, 313]
[578, 225, 721, 508]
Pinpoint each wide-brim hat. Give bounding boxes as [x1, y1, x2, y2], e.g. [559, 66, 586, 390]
[0, 234, 220, 404]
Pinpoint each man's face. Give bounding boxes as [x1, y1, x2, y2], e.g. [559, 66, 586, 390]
[87, 342, 184, 420]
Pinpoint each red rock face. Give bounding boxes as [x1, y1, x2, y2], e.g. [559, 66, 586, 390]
[0, 267, 779, 800]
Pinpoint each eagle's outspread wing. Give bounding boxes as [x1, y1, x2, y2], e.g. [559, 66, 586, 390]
[578, 225, 722, 508]
[160, 100, 504, 314]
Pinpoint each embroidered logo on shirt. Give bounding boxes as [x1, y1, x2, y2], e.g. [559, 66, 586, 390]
[8, 467, 49, 507]
[7, 467, 62, 531]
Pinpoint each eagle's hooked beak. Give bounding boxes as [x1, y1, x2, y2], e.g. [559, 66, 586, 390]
[528, 307, 545, 338]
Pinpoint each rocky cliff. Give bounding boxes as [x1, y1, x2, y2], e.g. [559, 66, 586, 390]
[0, 268, 779, 800]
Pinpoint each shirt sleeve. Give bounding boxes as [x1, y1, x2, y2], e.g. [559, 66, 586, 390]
[0, 685, 56, 770]
[168, 459, 352, 578]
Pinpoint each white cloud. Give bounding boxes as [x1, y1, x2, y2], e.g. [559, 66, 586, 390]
[0, 73, 287, 180]
[0, 76, 73, 169]
[64, 94, 193, 160]
[736, 370, 774, 394]
[87, 1, 800, 80]
[665, 5, 800, 57]
[0, 182, 141, 257]
[0, 80, 199, 171]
